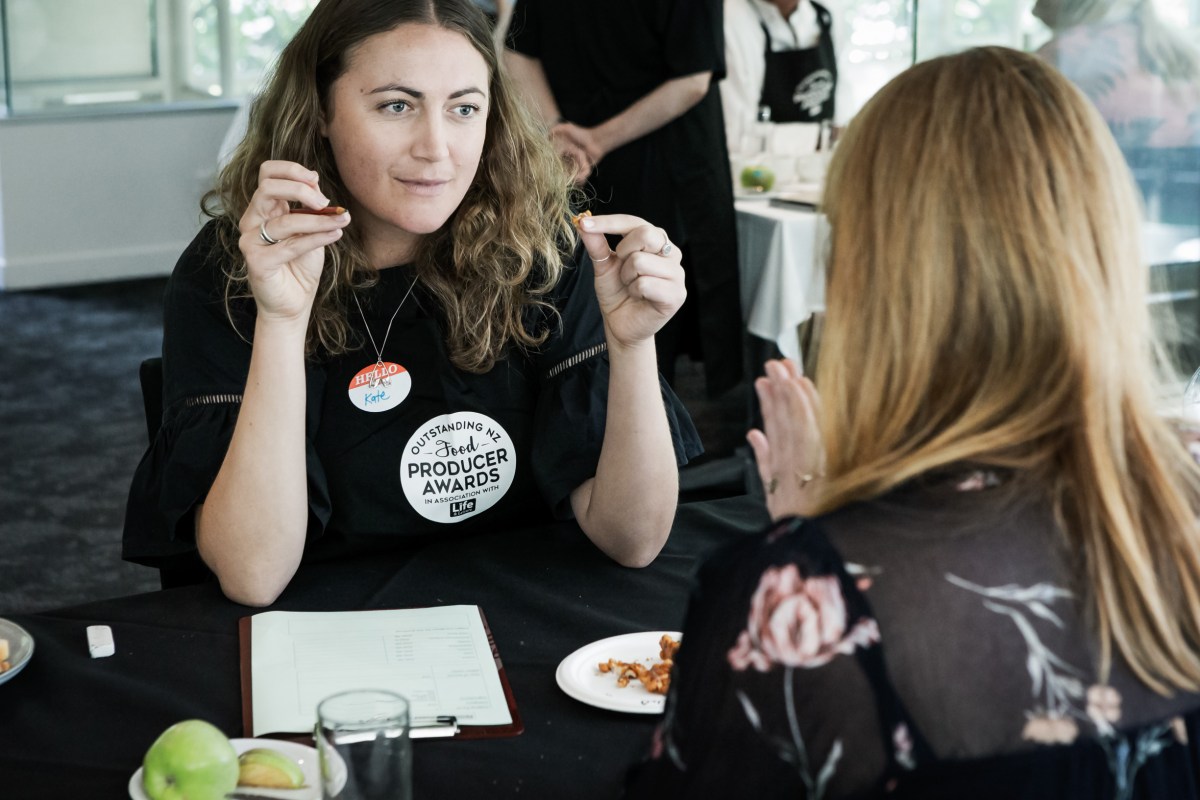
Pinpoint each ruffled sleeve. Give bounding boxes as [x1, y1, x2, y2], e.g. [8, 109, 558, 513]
[122, 221, 331, 573]
[530, 241, 703, 516]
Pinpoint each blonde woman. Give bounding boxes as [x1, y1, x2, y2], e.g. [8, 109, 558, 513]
[124, 0, 700, 606]
[627, 47, 1200, 798]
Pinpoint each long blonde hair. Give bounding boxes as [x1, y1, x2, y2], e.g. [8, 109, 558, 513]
[816, 46, 1200, 693]
[204, 0, 575, 371]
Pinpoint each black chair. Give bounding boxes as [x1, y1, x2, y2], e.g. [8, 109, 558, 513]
[138, 357, 164, 443]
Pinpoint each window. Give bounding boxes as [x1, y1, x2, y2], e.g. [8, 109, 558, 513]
[0, 0, 318, 115]
[182, 0, 319, 100]
[839, 0, 915, 111]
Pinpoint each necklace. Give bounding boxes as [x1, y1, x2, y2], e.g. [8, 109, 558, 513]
[352, 275, 418, 389]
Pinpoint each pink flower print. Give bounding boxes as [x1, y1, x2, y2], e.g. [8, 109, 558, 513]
[727, 565, 880, 672]
[1172, 716, 1188, 745]
[893, 723, 916, 770]
[649, 723, 665, 759]
[955, 472, 988, 491]
[1086, 685, 1122, 728]
[844, 562, 878, 592]
[1021, 713, 1080, 745]
[954, 470, 1001, 491]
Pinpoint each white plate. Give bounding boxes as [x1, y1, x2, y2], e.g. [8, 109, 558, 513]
[555, 631, 681, 715]
[0, 618, 34, 685]
[129, 738, 321, 800]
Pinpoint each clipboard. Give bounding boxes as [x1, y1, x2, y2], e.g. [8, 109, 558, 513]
[238, 606, 524, 742]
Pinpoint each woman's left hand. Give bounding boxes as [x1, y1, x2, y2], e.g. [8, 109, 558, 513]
[576, 213, 686, 350]
[747, 359, 824, 519]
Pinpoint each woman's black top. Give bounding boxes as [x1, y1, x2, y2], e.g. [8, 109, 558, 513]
[627, 470, 1200, 799]
[123, 220, 702, 573]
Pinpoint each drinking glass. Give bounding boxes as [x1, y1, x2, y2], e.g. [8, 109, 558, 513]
[316, 689, 412, 800]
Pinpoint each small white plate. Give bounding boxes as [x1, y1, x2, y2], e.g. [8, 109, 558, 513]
[555, 631, 681, 715]
[129, 738, 320, 800]
[0, 618, 34, 685]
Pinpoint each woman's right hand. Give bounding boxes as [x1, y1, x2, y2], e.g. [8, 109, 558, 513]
[238, 160, 350, 324]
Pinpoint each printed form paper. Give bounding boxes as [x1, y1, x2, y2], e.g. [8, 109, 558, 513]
[250, 605, 512, 736]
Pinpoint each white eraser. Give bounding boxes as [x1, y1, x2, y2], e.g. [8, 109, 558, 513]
[87, 625, 114, 658]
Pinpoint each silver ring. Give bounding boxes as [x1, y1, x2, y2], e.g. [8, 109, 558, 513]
[259, 220, 281, 246]
[593, 250, 615, 264]
[657, 238, 674, 257]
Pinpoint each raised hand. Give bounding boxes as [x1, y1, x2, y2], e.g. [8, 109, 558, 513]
[551, 122, 601, 184]
[238, 161, 351, 324]
[746, 359, 824, 519]
[575, 213, 686, 350]
[549, 125, 595, 184]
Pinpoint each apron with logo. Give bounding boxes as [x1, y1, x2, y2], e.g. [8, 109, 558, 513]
[756, 0, 837, 122]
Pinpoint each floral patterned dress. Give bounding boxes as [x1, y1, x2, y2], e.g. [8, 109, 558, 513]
[625, 471, 1200, 799]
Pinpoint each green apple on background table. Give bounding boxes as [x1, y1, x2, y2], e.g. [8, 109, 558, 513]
[142, 719, 239, 800]
[740, 164, 776, 192]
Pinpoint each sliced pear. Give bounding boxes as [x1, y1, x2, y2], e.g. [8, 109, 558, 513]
[237, 747, 306, 789]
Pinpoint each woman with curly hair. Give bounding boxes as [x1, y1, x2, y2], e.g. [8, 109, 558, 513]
[123, 0, 700, 606]
[627, 47, 1200, 798]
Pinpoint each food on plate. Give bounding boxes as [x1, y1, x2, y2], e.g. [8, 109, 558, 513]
[598, 634, 680, 695]
[142, 719, 239, 800]
[0, 637, 9, 673]
[571, 209, 592, 228]
[238, 747, 306, 789]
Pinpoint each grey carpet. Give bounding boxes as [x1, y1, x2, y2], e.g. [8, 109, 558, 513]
[1, 278, 167, 613]
[0, 278, 748, 614]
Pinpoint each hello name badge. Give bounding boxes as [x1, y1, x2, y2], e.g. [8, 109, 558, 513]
[347, 361, 412, 412]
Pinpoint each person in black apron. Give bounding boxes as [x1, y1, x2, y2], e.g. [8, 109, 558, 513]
[754, 0, 837, 123]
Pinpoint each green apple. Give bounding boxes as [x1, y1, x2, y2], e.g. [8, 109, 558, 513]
[740, 165, 776, 192]
[142, 719, 239, 800]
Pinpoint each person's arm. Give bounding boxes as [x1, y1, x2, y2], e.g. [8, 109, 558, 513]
[554, 71, 713, 168]
[502, 49, 562, 127]
[721, 3, 767, 155]
[493, 0, 516, 51]
[567, 214, 687, 567]
[502, 49, 594, 181]
[196, 160, 349, 606]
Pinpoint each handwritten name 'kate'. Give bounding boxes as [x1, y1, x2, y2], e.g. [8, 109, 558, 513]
[364, 391, 389, 405]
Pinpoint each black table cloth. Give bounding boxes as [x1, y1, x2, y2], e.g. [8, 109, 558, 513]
[0, 495, 767, 799]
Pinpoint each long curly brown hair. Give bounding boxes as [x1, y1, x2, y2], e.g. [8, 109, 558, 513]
[203, 0, 575, 371]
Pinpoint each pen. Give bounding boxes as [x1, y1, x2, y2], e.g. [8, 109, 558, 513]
[411, 715, 459, 740]
[412, 715, 458, 725]
[291, 205, 347, 215]
[329, 716, 458, 744]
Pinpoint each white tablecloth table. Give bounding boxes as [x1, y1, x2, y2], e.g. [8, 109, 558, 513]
[735, 198, 828, 364]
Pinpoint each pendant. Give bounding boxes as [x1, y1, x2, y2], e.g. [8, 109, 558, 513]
[348, 361, 411, 413]
[369, 359, 391, 388]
